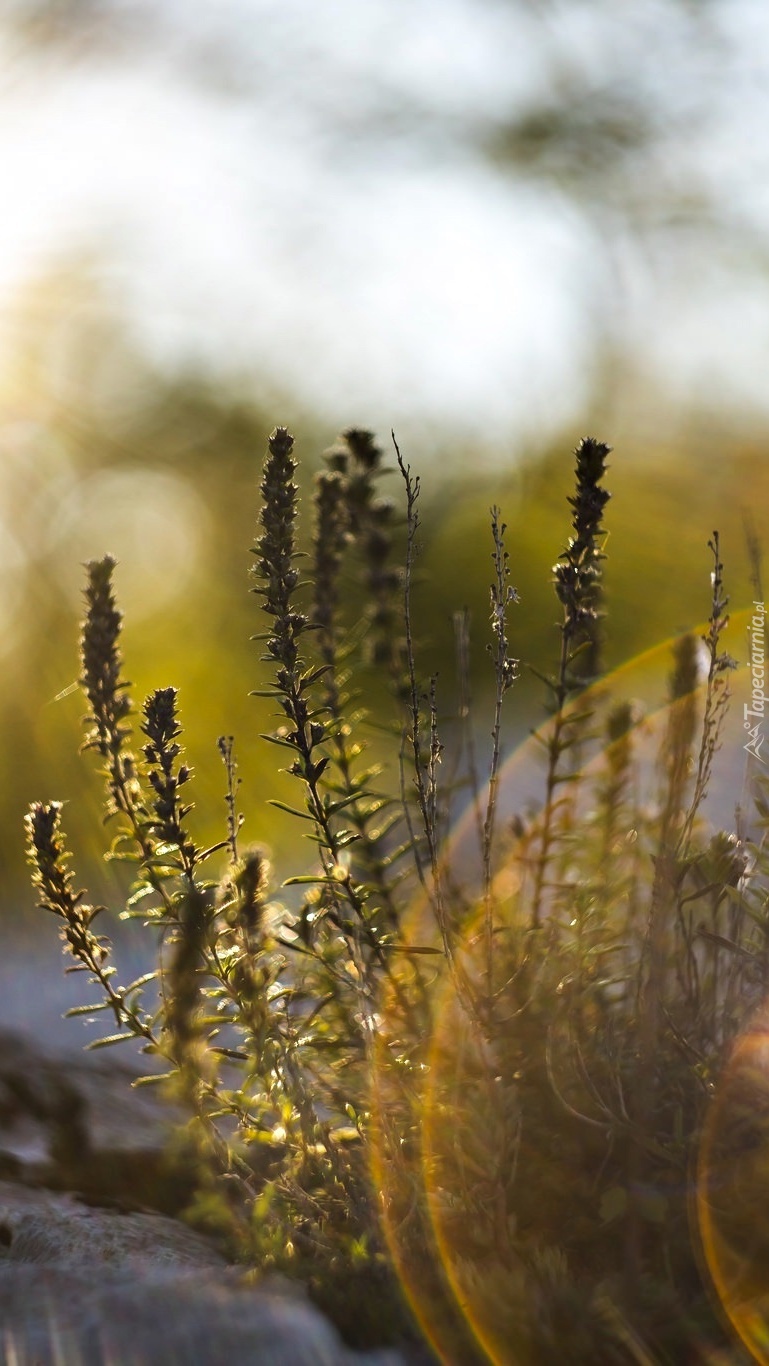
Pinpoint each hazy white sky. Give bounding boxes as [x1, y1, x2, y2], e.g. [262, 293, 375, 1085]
[0, 0, 768, 442]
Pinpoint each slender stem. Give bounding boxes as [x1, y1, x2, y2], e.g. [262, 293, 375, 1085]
[392, 434, 448, 947]
[218, 735, 242, 863]
[482, 507, 518, 995]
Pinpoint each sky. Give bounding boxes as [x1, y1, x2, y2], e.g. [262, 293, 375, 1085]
[0, 0, 768, 446]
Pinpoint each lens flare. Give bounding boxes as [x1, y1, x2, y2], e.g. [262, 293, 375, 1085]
[370, 610, 756, 1360]
[698, 1011, 769, 1363]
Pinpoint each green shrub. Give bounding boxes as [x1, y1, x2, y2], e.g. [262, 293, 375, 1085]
[25, 427, 768, 1362]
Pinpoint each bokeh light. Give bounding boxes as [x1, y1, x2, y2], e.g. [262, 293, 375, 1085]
[49, 465, 209, 617]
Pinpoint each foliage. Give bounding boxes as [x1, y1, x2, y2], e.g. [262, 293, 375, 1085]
[25, 425, 769, 1362]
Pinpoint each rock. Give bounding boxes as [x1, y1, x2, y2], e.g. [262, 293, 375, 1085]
[0, 1264, 405, 1364]
[0, 1026, 196, 1213]
[0, 1184, 405, 1364]
[0, 1030, 419, 1364]
[0, 1182, 226, 1272]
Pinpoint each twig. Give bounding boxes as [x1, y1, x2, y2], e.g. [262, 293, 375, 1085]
[481, 507, 519, 995]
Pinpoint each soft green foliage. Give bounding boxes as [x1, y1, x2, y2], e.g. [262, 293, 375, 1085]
[25, 426, 769, 1362]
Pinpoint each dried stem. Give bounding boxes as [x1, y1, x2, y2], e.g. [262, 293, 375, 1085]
[481, 507, 519, 994]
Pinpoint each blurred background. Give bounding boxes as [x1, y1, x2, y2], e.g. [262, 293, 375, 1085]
[2, 0, 768, 967]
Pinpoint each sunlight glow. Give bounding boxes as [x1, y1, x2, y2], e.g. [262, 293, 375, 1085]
[0, 2, 766, 442]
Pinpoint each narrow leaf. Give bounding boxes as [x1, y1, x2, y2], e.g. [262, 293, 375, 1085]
[65, 1001, 114, 1016]
[268, 800, 314, 821]
[86, 1032, 138, 1049]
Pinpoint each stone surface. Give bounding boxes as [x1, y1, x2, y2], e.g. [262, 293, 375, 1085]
[0, 1030, 413, 1364]
[0, 1182, 226, 1272]
[0, 1183, 404, 1364]
[0, 1025, 196, 1213]
[0, 1268, 403, 1364]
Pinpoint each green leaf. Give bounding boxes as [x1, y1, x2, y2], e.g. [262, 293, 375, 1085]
[350, 764, 383, 787]
[322, 794, 360, 816]
[372, 812, 402, 841]
[697, 929, 753, 959]
[527, 665, 556, 691]
[283, 873, 348, 887]
[335, 830, 361, 849]
[382, 840, 418, 865]
[382, 944, 443, 955]
[268, 800, 314, 821]
[65, 1001, 114, 1016]
[86, 1032, 138, 1049]
[299, 664, 331, 690]
[199, 840, 229, 860]
[123, 971, 159, 994]
[126, 884, 156, 909]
